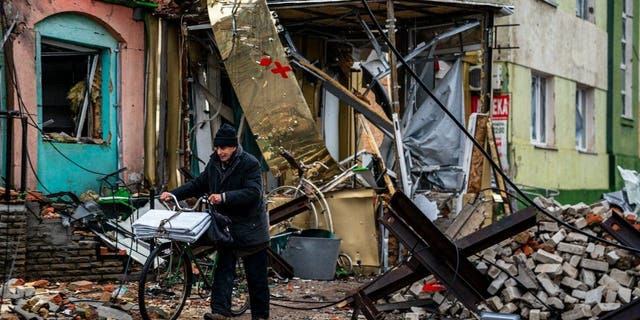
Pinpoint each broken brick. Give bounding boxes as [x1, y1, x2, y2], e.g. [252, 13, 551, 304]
[585, 213, 603, 226]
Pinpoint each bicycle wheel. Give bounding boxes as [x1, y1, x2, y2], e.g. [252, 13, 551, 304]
[336, 253, 353, 275]
[138, 242, 192, 320]
[231, 258, 250, 316]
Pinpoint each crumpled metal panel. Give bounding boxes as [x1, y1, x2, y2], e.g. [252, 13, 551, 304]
[207, 0, 339, 180]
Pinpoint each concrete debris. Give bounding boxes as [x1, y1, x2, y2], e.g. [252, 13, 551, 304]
[379, 195, 640, 319]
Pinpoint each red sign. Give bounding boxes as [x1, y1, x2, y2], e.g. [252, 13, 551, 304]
[470, 94, 510, 120]
[492, 94, 510, 120]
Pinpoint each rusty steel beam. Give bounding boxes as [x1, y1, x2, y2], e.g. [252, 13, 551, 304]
[456, 206, 537, 256]
[380, 209, 487, 311]
[601, 212, 640, 258]
[388, 192, 489, 304]
[598, 296, 640, 319]
[355, 257, 426, 302]
[348, 199, 537, 319]
[351, 291, 384, 320]
[348, 206, 536, 307]
[267, 247, 294, 279]
[268, 194, 310, 226]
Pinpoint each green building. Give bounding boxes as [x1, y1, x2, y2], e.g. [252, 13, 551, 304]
[493, 0, 639, 204]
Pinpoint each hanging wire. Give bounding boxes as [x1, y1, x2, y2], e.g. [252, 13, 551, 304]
[360, 0, 640, 255]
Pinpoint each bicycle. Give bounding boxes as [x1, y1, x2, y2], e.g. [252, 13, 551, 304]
[267, 150, 334, 233]
[137, 195, 249, 320]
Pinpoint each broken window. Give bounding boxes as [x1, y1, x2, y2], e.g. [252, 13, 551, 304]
[41, 39, 105, 143]
[575, 86, 594, 152]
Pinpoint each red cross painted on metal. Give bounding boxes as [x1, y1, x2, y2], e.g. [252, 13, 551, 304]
[270, 61, 292, 78]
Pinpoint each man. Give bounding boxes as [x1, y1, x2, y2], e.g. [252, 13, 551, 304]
[160, 123, 270, 320]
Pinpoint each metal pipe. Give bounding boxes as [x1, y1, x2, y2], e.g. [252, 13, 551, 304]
[20, 116, 26, 193]
[386, 0, 399, 115]
[4, 114, 12, 202]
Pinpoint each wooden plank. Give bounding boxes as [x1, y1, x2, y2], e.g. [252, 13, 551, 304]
[486, 119, 511, 216]
[466, 114, 488, 193]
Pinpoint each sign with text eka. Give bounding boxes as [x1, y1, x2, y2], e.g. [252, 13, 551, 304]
[470, 94, 510, 120]
[492, 94, 510, 120]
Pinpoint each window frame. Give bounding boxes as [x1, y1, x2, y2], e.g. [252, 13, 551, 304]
[575, 86, 595, 152]
[40, 38, 106, 141]
[531, 74, 555, 147]
[621, 0, 634, 119]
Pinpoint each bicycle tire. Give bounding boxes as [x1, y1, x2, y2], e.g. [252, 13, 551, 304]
[138, 242, 192, 320]
[336, 253, 353, 274]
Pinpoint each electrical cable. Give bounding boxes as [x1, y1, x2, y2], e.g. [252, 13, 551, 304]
[360, 0, 640, 255]
[269, 300, 342, 310]
[270, 295, 345, 304]
[23, 141, 52, 194]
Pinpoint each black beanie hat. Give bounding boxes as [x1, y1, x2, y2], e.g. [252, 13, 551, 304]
[214, 124, 238, 147]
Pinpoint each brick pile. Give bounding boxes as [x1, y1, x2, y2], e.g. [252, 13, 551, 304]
[0, 202, 126, 282]
[397, 196, 639, 320]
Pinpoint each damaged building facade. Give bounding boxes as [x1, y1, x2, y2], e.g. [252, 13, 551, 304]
[0, 0, 514, 276]
[493, 0, 640, 204]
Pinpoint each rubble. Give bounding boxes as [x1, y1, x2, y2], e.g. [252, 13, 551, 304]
[385, 196, 640, 319]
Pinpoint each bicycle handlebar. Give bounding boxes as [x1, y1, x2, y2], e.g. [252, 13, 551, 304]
[160, 193, 209, 212]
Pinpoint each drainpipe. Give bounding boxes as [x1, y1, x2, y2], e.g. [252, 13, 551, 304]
[2, 112, 13, 203]
[20, 116, 26, 192]
[116, 43, 124, 175]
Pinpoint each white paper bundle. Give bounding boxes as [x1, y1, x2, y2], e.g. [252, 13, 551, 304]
[132, 209, 211, 243]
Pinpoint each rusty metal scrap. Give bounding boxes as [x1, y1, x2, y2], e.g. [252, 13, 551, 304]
[348, 204, 537, 318]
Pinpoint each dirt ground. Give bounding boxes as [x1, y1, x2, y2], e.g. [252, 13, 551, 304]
[170, 278, 392, 320]
[1, 276, 407, 320]
[147, 276, 407, 320]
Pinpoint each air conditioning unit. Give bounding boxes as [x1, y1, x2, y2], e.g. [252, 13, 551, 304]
[469, 65, 482, 91]
[468, 64, 504, 91]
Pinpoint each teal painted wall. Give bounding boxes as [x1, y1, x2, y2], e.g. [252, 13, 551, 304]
[607, 1, 640, 190]
[35, 14, 118, 195]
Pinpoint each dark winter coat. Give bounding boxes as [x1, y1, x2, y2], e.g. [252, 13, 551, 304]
[170, 146, 269, 248]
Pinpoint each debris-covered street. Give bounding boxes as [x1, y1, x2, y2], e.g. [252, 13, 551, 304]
[2, 0, 640, 319]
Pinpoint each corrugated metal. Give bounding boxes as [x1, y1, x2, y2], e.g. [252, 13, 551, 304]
[208, 0, 340, 180]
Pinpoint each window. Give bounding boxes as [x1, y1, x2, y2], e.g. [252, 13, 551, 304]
[531, 74, 554, 146]
[575, 87, 594, 152]
[41, 39, 105, 142]
[576, 0, 588, 19]
[621, 0, 633, 119]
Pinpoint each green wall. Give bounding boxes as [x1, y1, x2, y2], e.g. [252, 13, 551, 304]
[607, 1, 640, 190]
[507, 64, 609, 193]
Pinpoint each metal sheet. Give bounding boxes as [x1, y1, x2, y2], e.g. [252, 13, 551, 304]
[207, 0, 339, 179]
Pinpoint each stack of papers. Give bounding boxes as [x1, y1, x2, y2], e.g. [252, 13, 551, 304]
[132, 209, 211, 243]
